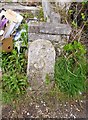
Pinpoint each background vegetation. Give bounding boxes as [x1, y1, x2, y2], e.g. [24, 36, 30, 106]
[2, 23, 29, 104]
[54, 41, 87, 97]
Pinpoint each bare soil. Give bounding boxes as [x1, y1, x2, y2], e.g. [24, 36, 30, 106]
[2, 90, 87, 119]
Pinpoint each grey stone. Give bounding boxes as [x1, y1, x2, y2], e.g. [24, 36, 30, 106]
[42, 0, 52, 22]
[29, 33, 61, 42]
[29, 23, 40, 33]
[55, 1, 71, 12]
[28, 33, 67, 57]
[50, 12, 61, 23]
[28, 22, 71, 35]
[42, 0, 61, 23]
[40, 23, 71, 35]
[0, 3, 39, 12]
[27, 39, 55, 90]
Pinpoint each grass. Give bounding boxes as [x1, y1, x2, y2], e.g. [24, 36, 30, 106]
[54, 41, 87, 98]
[2, 23, 29, 104]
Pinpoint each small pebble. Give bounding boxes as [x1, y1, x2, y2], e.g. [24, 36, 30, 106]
[71, 104, 73, 107]
[41, 101, 43, 103]
[36, 105, 39, 108]
[46, 108, 49, 113]
[44, 115, 50, 118]
[60, 104, 62, 106]
[64, 104, 66, 107]
[70, 113, 76, 118]
[65, 109, 68, 111]
[65, 114, 68, 117]
[80, 100, 83, 103]
[22, 110, 26, 114]
[27, 112, 30, 115]
[30, 103, 33, 105]
[37, 110, 42, 114]
[70, 113, 73, 116]
[43, 103, 46, 106]
[12, 111, 15, 113]
[76, 108, 80, 112]
[79, 91, 82, 95]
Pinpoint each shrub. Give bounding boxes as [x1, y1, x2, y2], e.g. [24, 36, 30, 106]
[54, 41, 87, 97]
[2, 23, 29, 104]
[2, 50, 28, 104]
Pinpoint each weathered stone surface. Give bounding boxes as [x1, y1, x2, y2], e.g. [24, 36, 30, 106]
[27, 39, 55, 90]
[28, 33, 67, 57]
[39, 23, 71, 35]
[0, 3, 39, 11]
[29, 33, 61, 42]
[42, 0, 51, 22]
[55, 0, 71, 12]
[42, 0, 61, 23]
[50, 12, 61, 23]
[29, 22, 71, 35]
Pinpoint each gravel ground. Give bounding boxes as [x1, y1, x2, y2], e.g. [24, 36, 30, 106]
[2, 90, 87, 119]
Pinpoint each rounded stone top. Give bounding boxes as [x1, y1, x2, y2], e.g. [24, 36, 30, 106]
[27, 39, 56, 89]
[27, 39, 56, 74]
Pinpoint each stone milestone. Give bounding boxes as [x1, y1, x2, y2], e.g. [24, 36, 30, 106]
[27, 39, 55, 90]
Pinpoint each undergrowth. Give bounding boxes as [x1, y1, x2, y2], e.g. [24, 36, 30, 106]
[54, 40, 87, 98]
[2, 23, 29, 104]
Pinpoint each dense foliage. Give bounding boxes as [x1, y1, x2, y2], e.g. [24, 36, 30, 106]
[54, 41, 87, 97]
[2, 23, 28, 104]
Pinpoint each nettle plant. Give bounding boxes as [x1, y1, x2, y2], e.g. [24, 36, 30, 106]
[54, 41, 87, 97]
